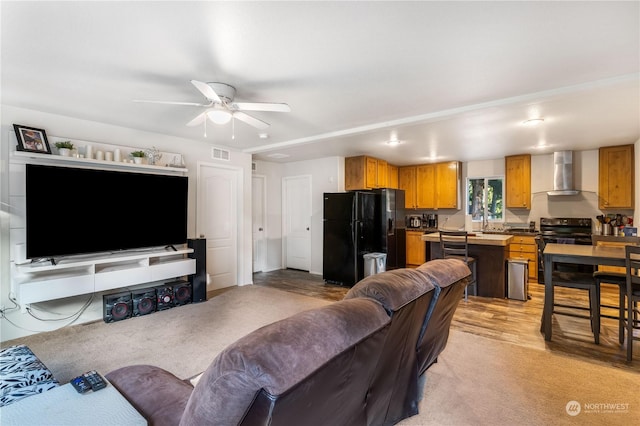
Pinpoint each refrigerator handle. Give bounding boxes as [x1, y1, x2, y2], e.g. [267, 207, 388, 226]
[388, 218, 394, 235]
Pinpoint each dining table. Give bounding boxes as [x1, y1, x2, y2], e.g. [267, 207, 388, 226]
[542, 243, 627, 341]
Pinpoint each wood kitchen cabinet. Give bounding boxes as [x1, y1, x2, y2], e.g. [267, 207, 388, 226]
[505, 154, 531, 209]
[399, 161, 460, 209]
[406, 230, 426, 267]
[387, 164, 398, 189]
[345, 156, 396, 190]
[416, 164, 436, 208]
[508, 235, 538, 282]
[435, 161, 460, 209]
[598, 144, 635, 209]
[399, 166, 417, 208]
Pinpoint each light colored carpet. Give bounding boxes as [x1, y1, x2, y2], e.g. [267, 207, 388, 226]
[3, 285, 639, 425]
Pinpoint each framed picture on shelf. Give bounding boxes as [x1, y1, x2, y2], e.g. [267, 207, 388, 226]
[13, 124, 51, 154]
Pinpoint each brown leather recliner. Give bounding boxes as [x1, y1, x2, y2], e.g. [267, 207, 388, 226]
[344, 259, 471, 425]
[107, 297, 391, 426]
[106, 259, 470, 426]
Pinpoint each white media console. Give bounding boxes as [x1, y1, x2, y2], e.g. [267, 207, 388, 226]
[11, 248, 196, 312]
[8, 134, 194, 312]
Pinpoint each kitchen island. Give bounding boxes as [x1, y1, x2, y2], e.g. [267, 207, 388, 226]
[422, 232, 513, 298]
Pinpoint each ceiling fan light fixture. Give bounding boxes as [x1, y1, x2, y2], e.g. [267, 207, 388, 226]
[207, 109, 232, 125]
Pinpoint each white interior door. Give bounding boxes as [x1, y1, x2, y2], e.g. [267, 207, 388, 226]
[252, 175, 266, 273]
[283, 175, 311, 271]
[197, 164, 239, 290]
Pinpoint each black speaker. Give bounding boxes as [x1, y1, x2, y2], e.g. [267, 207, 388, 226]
[171, 280, 192, 306]
[132, 287, 157, 316]
[103, 291, 132, 323]
[188, 238, 207, 303]
[154, 284, 174, 311]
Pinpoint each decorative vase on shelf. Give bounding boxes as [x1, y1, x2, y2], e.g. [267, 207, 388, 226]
[130, 150, 146, 164]
[54, 141, 74, 157]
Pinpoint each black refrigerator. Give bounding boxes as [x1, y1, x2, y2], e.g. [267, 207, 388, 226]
[323, 191, 379, 286]
[377, 188, 406, 270]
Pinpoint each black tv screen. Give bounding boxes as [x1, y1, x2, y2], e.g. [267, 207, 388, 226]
[26, 164, 188, 259]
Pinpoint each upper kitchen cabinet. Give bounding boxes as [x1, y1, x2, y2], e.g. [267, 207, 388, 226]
[416, 164, 436, 208]
[505, 154, 531, 209]
[387, 164, 399, 189]
[345, 156, 397, 190]
[399, 166, 417, 208]
[435, 161, 461, 209]
[399, 161, 461, 209]
[598, 144, 635, 210]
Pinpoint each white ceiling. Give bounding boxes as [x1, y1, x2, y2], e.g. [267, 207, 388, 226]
[2, 1, 639, 165]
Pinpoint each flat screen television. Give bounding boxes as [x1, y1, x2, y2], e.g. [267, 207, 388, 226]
[26, 164, 188, 259]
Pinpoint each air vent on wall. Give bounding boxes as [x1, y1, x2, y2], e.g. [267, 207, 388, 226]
[211, 147, 230, 161]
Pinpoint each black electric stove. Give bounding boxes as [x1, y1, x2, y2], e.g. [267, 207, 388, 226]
[536, 217, 593, 283]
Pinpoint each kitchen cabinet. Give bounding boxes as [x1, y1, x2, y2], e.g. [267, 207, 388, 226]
[345, 156, 395, 190]
[416, 164, 436, 208]
[435, 161, 460, 209]
[406, 230, 426, 267]
[505, 154, 531, 209]
[399, 166, 417, 208]
[508, 235, 538, 282]
[387, 164, 399, 189]
[399, 161, 460, 209]
[598, 144, 634, 209]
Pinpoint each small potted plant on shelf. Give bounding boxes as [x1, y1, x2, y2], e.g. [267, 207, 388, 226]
[54, 141, 74, 157]
[130, 150, 146, 164]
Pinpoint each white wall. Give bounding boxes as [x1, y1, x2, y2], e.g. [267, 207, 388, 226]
[1, 105, 253, 341]
[253, 157, 343, 276]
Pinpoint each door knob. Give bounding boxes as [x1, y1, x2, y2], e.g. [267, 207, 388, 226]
[306, 227, 310, 231]
[258, 228, 263, 231]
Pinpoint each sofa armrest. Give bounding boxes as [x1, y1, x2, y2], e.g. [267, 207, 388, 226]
[106, 365, 193, 426]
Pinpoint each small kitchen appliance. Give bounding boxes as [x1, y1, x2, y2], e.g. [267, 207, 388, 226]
[407, 215, 422, 229]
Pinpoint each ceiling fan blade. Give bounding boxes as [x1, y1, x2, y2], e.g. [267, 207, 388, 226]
[191, 80, 222, 103]
[133, 99, 208, 106]
[186, 111, 207, 127]
[233, 111, 270, 130]
[232, 102, 291, 112]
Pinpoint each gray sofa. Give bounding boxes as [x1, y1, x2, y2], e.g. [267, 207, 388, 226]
[106, 259, 471, 426]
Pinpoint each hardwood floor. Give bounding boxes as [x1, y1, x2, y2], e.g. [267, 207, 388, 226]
[251, 269, 639, 373]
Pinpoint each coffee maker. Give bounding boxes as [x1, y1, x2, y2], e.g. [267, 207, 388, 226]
[427, 214, 438, 229]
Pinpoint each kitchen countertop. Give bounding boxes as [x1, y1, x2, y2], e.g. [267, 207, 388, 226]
[421, 232, 513, 246]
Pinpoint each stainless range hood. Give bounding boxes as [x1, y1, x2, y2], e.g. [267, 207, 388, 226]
[547, 151, 580, 196]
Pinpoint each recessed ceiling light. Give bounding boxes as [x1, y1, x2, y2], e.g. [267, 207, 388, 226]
[259, 133, 269, 139]
[386, 130, 402, 146]
[522, 118, 545, 126]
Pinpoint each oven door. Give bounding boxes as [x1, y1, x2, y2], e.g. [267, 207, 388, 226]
[536, 237, 593, 284]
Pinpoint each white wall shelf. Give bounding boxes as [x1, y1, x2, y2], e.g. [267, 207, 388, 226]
[12, 248, 195, 310]
[12, 150, 188, 173]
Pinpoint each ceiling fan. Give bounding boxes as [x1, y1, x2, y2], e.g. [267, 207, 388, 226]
[134, 80, 291, 131]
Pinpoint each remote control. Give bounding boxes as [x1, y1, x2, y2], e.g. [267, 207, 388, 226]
[83, 370, 107, 391]
[70, 376, 91, 394]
